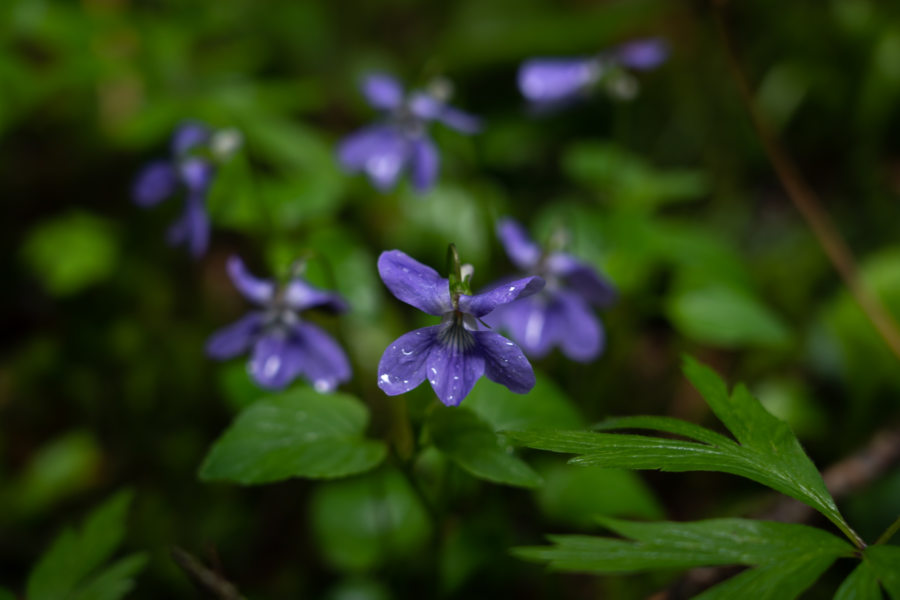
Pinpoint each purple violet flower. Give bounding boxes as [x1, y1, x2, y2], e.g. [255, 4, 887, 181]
[518, 38, 669, 108]
[485, 218, 616, 363]
[206, 256, 352, 392]
[376, 249, 544, 407]
[132, 121, 222, 257]
[338, 73, 481, 193]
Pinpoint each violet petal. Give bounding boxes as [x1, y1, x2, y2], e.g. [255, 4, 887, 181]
[458, 276, 545, 317]
[284, 279, 348, 313]
[362, 73, 404, 110]
[616, 38, 669, 71]
[206, 312, 264, 359]
[291, 322, 351, 392]
[172, 121, 211, 156]
[518, 58, 600, 104]
[337, 125, 409, 191]
[226, 255, 275, 305]
[248, 333, 303, 390]
[496, 217, 542, 270]
[133, 161, 177, 207]
[475, 330, 535, 394]
[547, 253, 617, 307]
[410, 135, 439, 193]
[378, 250, 452, 316]
[377, 325, 440, 396]
[425, 335, 485, 406]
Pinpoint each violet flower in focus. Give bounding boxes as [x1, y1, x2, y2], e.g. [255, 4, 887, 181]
[377, 248, 543, 407]
[133, 121, 240, 257]
[338, 73, 481, 193]
[485, 218, 616, 362]
[207, 256, 352, 392]
[518, 38, 668, 108]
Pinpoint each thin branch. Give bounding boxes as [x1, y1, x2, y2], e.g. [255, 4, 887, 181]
[712, 0, 900, 363]
[171, 547, 245, 600]
[875, 515, 900, 546]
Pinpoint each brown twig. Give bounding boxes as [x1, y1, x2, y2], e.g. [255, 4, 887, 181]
[171, 547, 245, 600]
[711, 0, 900, 363]
[654, 423, 900, 599]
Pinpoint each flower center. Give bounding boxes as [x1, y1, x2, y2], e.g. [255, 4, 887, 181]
[438, 311, 477, 352]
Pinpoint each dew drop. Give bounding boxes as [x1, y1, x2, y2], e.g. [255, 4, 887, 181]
[430, 367, 437, 374]
[380, 373, 391, 385]
[508, 286, 516, 291]
[401, 348, 413, 356]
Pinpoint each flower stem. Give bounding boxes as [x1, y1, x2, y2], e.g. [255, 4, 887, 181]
[875, 515, 900, 546]
[712, 0, 900, 364]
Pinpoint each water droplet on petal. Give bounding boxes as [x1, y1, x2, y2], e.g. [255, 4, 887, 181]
[401, 348, 413, 356]
[380, 373, 391, 385]
[509, 286, 516, 291]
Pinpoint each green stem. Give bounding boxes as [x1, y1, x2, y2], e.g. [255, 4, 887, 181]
[875, 515, 900, 546]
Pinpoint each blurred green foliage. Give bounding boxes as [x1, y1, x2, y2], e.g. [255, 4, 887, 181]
[3, 0, 900, 597]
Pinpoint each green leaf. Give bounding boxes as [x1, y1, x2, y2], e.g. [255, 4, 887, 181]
[21, 212, 118, 296]
[534, 462, 663, 526]
[865, 545, 900, 599]
[0, 587, 15, 600]
[465, 375, 584, 432]
[695, 553, 839, 600]
[67, 554, 148, 600]
[835, 561, 883, 600]
[514, 518, 852, 574]
[200, 388, 387, 483]
[310, 468, 431, 572]
[666, 285, 790, 348]
[428, 407, 541, 488]
[509, 358, 859, 545]
[26, 491, 141, 600]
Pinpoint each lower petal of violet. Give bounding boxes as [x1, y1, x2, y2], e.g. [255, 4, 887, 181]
[410, 136, 439, 193]
[249, 333, 304, 390]
[475, 330, 535, 394]
[554, 291, 604, 362]
[290, 322, 351, 393]
[426, 333, 485, 407]
[337, 125, 409, 191]
[206, 312, 264, 359]
[377, 326, 440, 396]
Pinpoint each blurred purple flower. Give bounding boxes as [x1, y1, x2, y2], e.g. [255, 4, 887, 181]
[485, 218, 616, 362]
[207, 256, 352, 392]
[338, 73, 481, 193]
[376, 250, 543, 406]
[132, 121, 216, 258]
[518, 38, 669, 108]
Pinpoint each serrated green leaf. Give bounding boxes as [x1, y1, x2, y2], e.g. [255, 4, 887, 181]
[865, 545, 900, 599]
[310, 468, 431, 572]
[428, 407, 541, 488]
[695, 553, 839, 600]
[514, 518, 851, 574]
[667, 285, 790, 348]
[465, 375, 584, 432]
[199, 389, 387, 484]
[593, 415, 735, 447]
[835, 561, 883, 600]
[509, 358, 859, 546]
[68, 554, 148, 600]
[26, 491, 138, 600]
